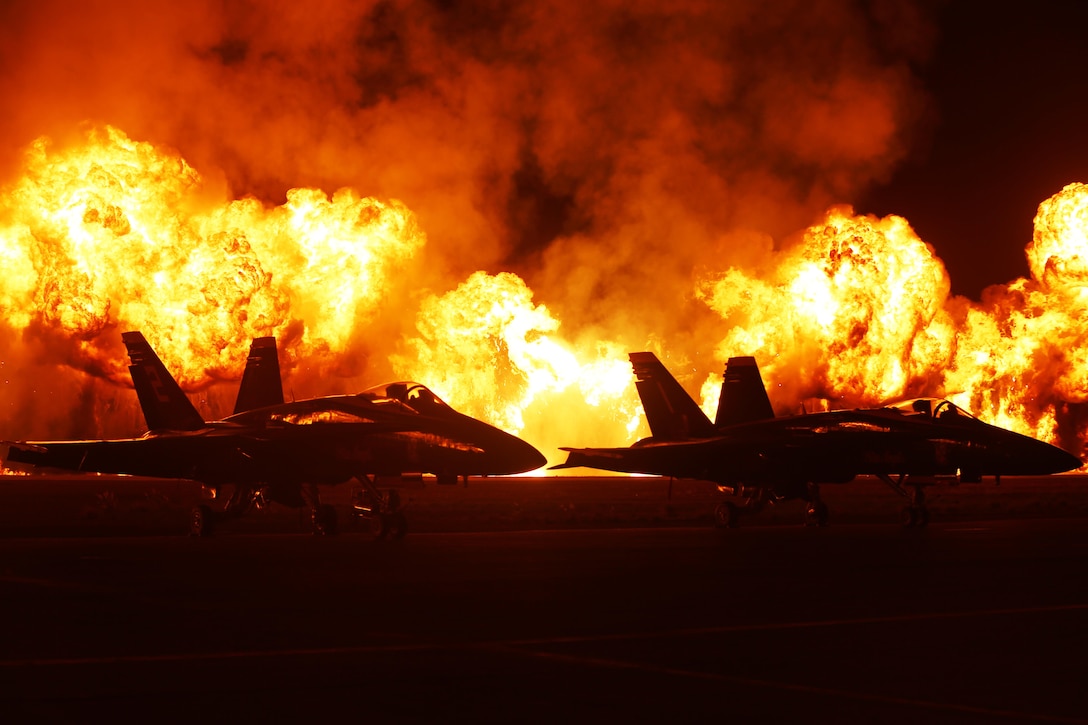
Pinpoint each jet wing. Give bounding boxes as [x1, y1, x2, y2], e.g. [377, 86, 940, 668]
[553, 432, 864, 484]
[4, 435, 258, 483]
[552, 438, 736, 479]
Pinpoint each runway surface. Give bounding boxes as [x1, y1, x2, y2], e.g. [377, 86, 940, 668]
[3, 518, 1088, 723]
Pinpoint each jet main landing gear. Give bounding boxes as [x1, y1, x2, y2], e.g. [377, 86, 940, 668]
[804, 500, 829, 527]
[713, 501, 739, 528]
[189, 504, 215, 537]
[900, 502, 929, 528]
[712, 485, 775, 529]
[713, 482, 829, 529]
[298, 483, 339, 536]
[311, 503, 338, 536]
[187, 484, 261, 537]
[802, 483, 829, 527]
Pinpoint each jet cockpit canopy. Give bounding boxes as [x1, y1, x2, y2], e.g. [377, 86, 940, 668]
[361, 382, 451, 416]
[887, 397, 977, 421]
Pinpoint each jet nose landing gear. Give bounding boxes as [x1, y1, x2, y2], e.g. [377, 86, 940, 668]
[350, 480, 408, 540]
[713, 501, 739, 528]
[712, 486, 775, 529]
[900, 503, 930, 528]
[804, 499, 830, 527]
[801, 482, 829, 527]
[311, 503, 338, 536]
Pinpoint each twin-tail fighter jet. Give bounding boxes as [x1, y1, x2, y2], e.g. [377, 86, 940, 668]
[5, 332, 546, 536]
[554, 352, 1082, 527]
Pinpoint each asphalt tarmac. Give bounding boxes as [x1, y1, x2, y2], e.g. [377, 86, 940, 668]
[3, 513, 1088, 723]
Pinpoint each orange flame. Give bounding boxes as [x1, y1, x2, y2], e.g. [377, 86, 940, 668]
[1027, 182, 1088, 294]
[393, 271, 643, 460]
[697, 208, 955, 407]
[0, 126, 425, 386]
[945, 183, 1088, 445]
[2, 126, 1088, 466]
[0, 127, 642, 464]
[697, 186, 1088, 459]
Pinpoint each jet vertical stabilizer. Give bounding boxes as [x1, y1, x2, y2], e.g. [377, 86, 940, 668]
[233, 337, 284, 414]
[122, 331, 206, 432]
[629, 352, 716, 440]
[715, 356, 774, 428]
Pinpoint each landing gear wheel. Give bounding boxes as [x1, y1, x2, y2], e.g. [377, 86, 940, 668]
[189, 505, 213, 537]
[804, 500, 829, 527]
[901, 505, 929, 528]
[312, 504, 338, 536]
[714, 502, 738, 529]
[368, 513, 388, 540]
[386, 511, 408, 540]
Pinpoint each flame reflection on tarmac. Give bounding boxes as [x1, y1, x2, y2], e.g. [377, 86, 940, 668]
[2, 516, 1088, 722]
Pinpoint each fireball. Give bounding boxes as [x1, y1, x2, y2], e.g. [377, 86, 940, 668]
[696, 187, 1088, 459]
[2, 125, 1088, 465]
[0, 126, 425, 386]
[393, 271, 643, 461]
[697, 207, 955, 408]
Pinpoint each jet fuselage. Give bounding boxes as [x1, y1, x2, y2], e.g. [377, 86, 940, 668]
[576, 399, 1080, 488]
[7, 390, 545, 493]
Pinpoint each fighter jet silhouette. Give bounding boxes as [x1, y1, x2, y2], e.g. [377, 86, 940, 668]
[554, 352, 1081, 527]
[6, 332, 546, 536]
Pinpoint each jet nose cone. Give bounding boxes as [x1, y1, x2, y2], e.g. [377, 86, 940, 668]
[479, 425, 547, 474]
[1047, 446, 1083, 474]
[1000, 433, 1082, 475]
[510, 438, 548, 474]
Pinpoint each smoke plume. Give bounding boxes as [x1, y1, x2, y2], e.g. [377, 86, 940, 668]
[0, 1, 974, 462]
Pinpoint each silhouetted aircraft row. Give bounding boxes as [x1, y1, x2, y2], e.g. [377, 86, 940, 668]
[3, 334, 1081, 535]
[5, 332, 546, 536]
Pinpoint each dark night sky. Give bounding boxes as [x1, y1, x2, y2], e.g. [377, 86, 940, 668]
[860, 2, 1088, 299]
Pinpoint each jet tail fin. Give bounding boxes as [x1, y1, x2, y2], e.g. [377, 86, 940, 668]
[629, 352, 716, 440]
[122, 331, 206, 432]
[233, 337, 284, 414]
[715, 356, 774, 428]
